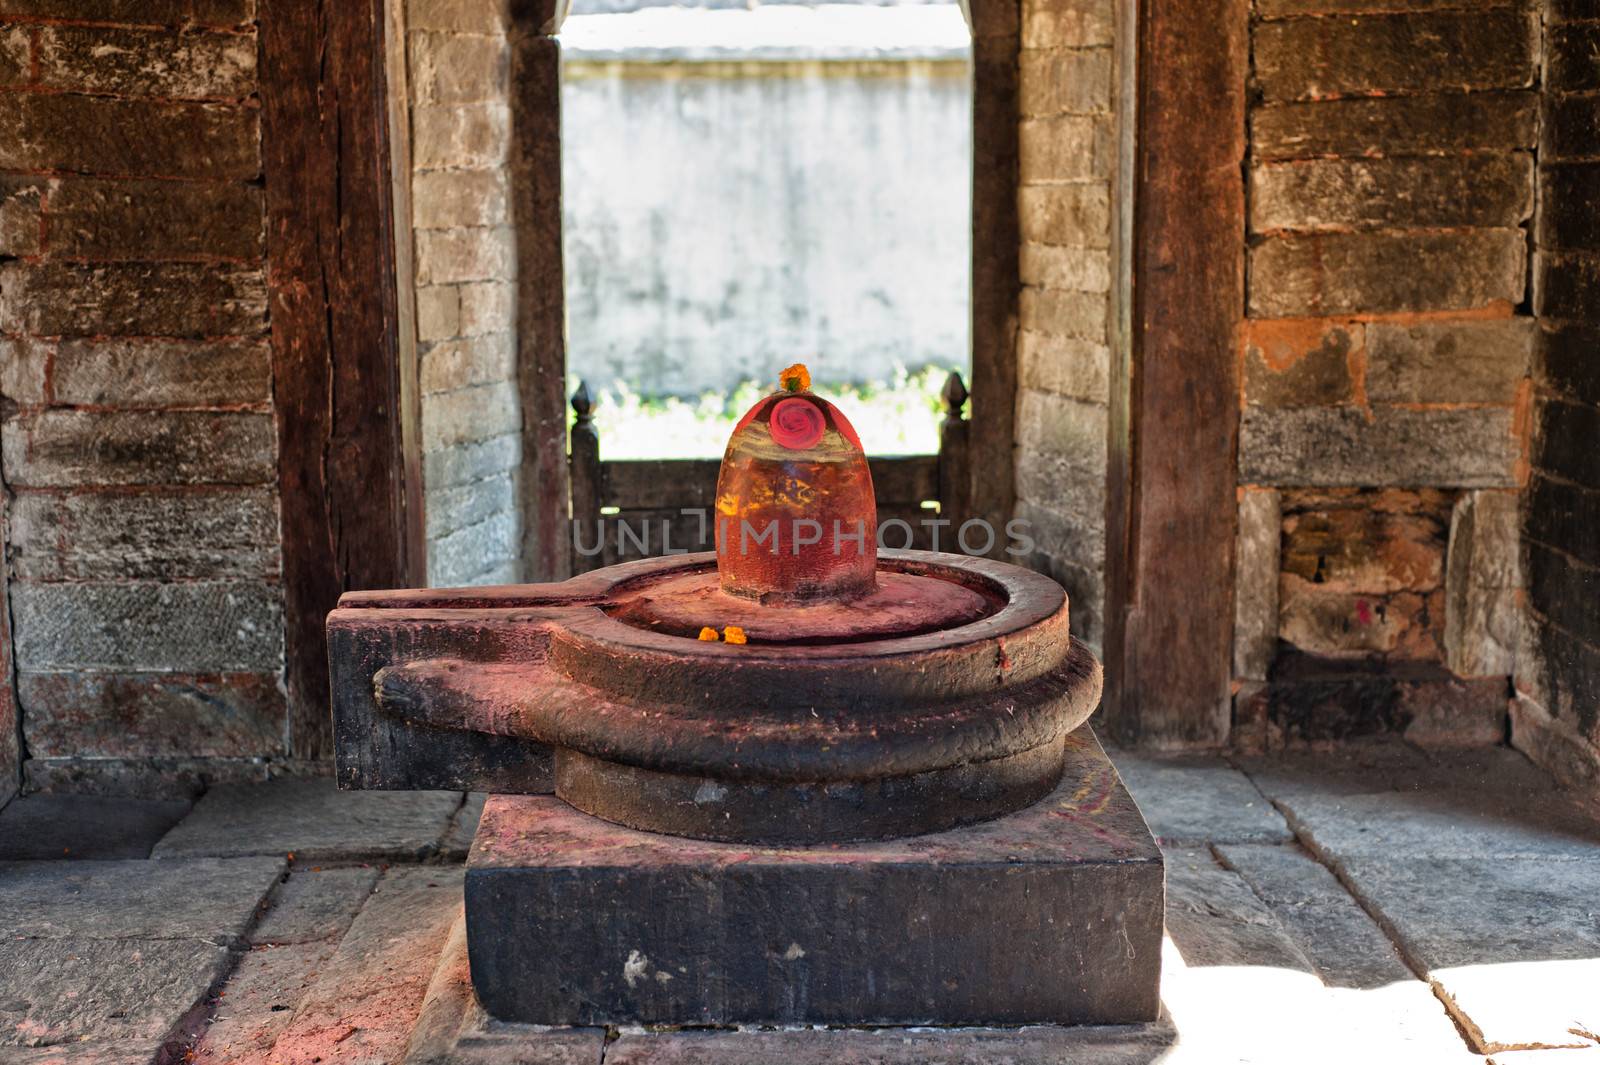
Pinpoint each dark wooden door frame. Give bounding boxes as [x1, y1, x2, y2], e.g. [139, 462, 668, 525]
[261, 0, 425, 759]
[1101, 0, 1246, 747]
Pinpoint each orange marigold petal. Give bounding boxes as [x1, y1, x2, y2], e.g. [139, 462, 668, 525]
[779, 363, 811, 392]
[723, 625, 747, 644]
[697, 626, 720, 641]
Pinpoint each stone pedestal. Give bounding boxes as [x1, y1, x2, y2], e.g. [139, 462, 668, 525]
[463, 727, 1164, 1027]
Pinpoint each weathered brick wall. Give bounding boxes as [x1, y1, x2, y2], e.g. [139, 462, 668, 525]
[1515, 2, 1600, 787]
[0, 0, 286, 794]
[1234, 0, 1536, 746]
[1013, 0, 1114, 646]
[406, 0, 523, 587]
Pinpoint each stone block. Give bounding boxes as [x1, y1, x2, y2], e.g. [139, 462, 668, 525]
[1253, 10, 1536, 102]
[18, 670, 285, 759]
[8, 488, 279, 581]
[152, 776, 464, 861]
[21, 755, 307, 801]
[1525, 540, 1600, 664]
[424, 430, 521, 489]
[1253, 92, 1537, 160]
[412, 102, 511, 170]
[1108, 751, 1291, 846]
[415, 225, 514, 286]
[0, 937, 232, 1052]
[429, 509, 520, 586]
[1243, 317, 1360, 407]
[1019, 330, 1109, 401]
[0, 794, 191, 860]
[1335, 854, 1600, 1052]
[1516, 609, 1600, 745]
[52, 336, 271, 406]
[1281, 487, 1452, 595]
[0, 175, 44, 257]
[1240, 406, 1519, 487]
[1538, 161, 1600, 252]
[35, 24, 255, 98]
[0, 855, 285, 944]
[1511, 695, 1600, 792]
[1549, 21, 1600, 93]
[1019, 286, 1108, 341]
[1251, 154, 1533, 233]
[465, 730, 1164, 1026]
[1016, 389, 1108, 476]
[1020, 46, 1112, 117]
[1542, 93, 1600, 162]
[1258, 0, 1533, 14]
[1020, 243, 1110, 293]
[0, 0, 255, 24]
[604, 1024, 1177, 1064]
[1445, 490, 1521, 677]
[1537, 250, 1600, 323]
[422, 380, 521, 451]
[0, 24, 27, 86]
[249, 867, 380, 946]
[410, 30, 510, 105]
[1280, 585, 1445, 659]
[2, 410, 276, 487]
[421, 332, 516, 394]
[45, 177, 264, 261]
[0, 261, 267, 337]
[417, 284, 462, 342]
[1249, 230, 1526, 317]
[1215, 843, 1418, 993]
[10, 580, 284, 671]
[269, 867, 466, 1065]
[458, 280, 514, 336]
[0, 92, 258, 179]
[1524, 472, 1600, 573]
[1020, 0, 1112, 50]
[426, 471, 517, 541]
[1532, 396, 1600, 494]
[413, 167, 509, 231]
[1234, 488, 1281, 680]
[1366, 318, 1533, 405]
[0, 335, 49, 403]
[1018, 116, 1113, 182]
[1019, 182, 1110, 248]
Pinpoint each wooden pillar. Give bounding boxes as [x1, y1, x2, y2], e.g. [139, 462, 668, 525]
[1102, 0, 1247, 746]
[510, 17, 571, 583]
[938, 371, 972, 532]
[261, 0, 424, 758]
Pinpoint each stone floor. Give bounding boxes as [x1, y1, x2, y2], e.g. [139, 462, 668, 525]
[1, 740, 1597, 1064]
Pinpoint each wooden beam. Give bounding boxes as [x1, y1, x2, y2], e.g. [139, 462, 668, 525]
[261, 0, 422, 759]
[966, 1, 1020, 552]
[0, 480, 19, 803]
[1102, 0, 1246, 746]
[510, 30, 571, 582]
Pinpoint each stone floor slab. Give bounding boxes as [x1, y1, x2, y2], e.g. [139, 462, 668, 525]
[0, 936, 229, 1051]
[0, 1040, 170, 1063]
[1215, 842, 1413, 989]
[151, 777, 464, 862]
[440, 793, 487, 862]
[267, 866, 464, 1065]
[1335, 855, 1600, 1052]
[0, 794, 191, 861]
[248, 866, 379, 946]
[1109, 751, 1292, 845]
[0, 857, 285, 945]
[189, 940, 337, 1064]
[604, 1023, 1177, 1064]
[1161, 848, 1314, 973]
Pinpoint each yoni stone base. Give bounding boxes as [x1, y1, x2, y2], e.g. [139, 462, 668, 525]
[464, 726, 1164, 1026]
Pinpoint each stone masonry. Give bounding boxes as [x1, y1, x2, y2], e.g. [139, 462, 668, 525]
[1517, 1, 1600, 788]
[0, 0, 285, 800]
[1235, 0, 1537, 748]
[406, 0, 526, 588]
[1014, 0, 1115, 647]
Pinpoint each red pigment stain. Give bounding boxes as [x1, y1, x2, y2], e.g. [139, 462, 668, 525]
[1355, 599, 1372, 625]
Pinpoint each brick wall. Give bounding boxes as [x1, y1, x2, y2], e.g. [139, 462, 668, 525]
[0, 0, 288, 795]
[1516, 1, 1600, 787]
[406, 0, 523, 587]
[1013, 0, 1114, 646]
[1233, 0, 1536, 747]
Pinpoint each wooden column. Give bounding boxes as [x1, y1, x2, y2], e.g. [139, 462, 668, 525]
[1102, 0, 1247, 746]
[261, 0, 423, 758]
[965, 0, 1020, 551]
[0, 482, 18, 802]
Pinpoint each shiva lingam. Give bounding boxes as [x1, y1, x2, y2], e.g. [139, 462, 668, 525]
[328, 365, 1162, 1028]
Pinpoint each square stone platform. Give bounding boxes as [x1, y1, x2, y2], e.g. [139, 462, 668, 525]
[463, 727, 1164, 1027]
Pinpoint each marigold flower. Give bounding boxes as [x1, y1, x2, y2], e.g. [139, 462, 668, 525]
[697, 626, 719, 641]
[723, 625, 748, 644]
[779, 363, 811, 392]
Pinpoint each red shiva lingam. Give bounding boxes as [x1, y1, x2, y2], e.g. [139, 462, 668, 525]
[327, 364, 1162, 1028]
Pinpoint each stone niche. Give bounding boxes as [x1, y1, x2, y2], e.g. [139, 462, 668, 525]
[1235, 488, 1515, 750]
